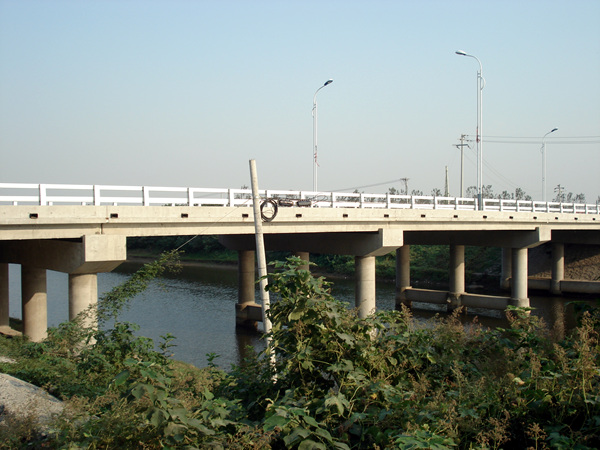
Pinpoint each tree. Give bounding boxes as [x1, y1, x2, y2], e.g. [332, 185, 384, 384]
[514, 187, 531, 201]
[431, 188, 442, 196]
[388, 187, 400, 195]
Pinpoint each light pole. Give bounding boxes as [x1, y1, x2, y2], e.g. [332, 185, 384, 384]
[455, 50, 485, 209]
[541, 128, 558, 202]
[312, 79, 333, 192]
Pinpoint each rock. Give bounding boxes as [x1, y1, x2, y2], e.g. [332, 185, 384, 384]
[0, 373, 64, 427]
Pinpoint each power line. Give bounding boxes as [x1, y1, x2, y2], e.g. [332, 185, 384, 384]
[333, 177, 408, 192]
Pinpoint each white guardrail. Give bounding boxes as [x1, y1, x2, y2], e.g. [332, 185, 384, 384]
[0, 183, 598, 214]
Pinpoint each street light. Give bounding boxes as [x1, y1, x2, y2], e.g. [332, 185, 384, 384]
[455, 50, 485, 209]
[541, 127, 558, 202]
[312, 79, 333, 192]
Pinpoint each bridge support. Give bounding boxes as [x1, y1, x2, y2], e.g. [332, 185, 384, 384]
[69, 273, 98, 330]
[395, 246, 411, 308]
[293, 251, 310, 271]
[235, 250, 261, 328]
[511, 247, 529, 308]
[551, 242, 565, 295]
[355, 255, 376, 318]
[500, 248, 512, 291]
[22, 266, 48, 342]
[0, 263, 8, 329]
[448, 245, 466, 312]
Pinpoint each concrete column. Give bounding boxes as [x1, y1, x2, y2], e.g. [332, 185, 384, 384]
[238, 250, 256, 306]
[21, 266, 47, 342]
[0, 263, 8, 328]
[236, 250, 261, 328]
[448, 245, 465, 312]
[511, 248, 529, 308]
[550, 242, 565, 295]
[355, 255, 376, 318]
[500, 248, 512, 291]
[293, 251, 310, 272]
[395, 245, 411, 309]
[69, 273, 98, 330]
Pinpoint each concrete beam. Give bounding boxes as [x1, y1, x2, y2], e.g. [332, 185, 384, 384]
[0, 235, 126, 274]
[551, 230, 600, 245]
[220, 228, 403, 257]
[404, 227, 551, 248]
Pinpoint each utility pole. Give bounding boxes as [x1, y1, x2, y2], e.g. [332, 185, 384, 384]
[444, 166, 449, 197]
[453, 134, 469, 198]
[400, 178, 409, 195]
[554, 184, 564, 202]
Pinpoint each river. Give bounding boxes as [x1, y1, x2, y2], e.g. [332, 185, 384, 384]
[6, 261, 586, 370]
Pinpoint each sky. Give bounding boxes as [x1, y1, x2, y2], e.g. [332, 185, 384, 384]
[1, 0, 599, 201]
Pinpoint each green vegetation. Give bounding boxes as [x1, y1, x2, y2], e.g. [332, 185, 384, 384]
[1, 256, 599, 448]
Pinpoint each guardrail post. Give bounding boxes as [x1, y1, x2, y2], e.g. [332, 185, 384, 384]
[38, 184, 47, 206]
[410, 196, 415, 209]
[331, 192, 336, 208]
[93, 185, 101, 205]
[433, 196, 438, 210]
[142, 186, 150, 206]
[386, 193, 391, 209]
[360, 193, 364, 208]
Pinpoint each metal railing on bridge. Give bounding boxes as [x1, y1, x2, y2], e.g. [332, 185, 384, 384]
[0, 183, 598, 214]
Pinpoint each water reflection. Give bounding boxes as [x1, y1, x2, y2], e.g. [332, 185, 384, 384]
[7, 262, 593, 370]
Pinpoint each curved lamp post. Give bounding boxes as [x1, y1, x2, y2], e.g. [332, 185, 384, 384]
[312, 79, 333, 192]
[542, 127, 558, 202]
[456, 50, 485, 209]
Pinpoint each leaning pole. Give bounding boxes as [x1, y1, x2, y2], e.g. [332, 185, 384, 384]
[249, 160, 274, 365]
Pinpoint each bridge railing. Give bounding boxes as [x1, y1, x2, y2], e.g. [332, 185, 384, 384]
[0, 183, 598, 215]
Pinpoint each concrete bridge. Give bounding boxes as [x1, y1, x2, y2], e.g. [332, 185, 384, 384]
[1, 182, 599, 341]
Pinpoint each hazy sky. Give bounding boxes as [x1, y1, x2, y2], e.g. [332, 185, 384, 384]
[1, 0, 599, 201]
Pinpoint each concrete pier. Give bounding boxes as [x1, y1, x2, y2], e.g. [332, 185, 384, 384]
[293, 251, 310, 271]
[68, 273, 98, 329]
[448, 245, 465, 311]
[395, 246, 411, 308]
[501, 248, 512, 291]
[235, 249, 261, 327]
[511, 247, 529, 307]
[551, 242, 565, 295]
[355, 255, 376, 318]
[0, 263, 8, 329]
[21, 266, 47, 342]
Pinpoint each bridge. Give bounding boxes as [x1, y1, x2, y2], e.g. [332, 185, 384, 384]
[1, 182, 599, 341]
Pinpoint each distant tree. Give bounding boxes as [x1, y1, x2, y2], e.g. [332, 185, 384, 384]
[466, 185, 494, 199]
[498, 190, 512, 200]
[431, 188, 442, 196]
[514, 187, 531, 201]
[388, 187, 400, 195]
[411, 189, 424, 196]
